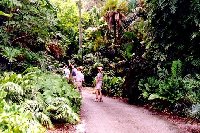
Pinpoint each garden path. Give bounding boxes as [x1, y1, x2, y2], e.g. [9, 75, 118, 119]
[75, 87, 181, 133]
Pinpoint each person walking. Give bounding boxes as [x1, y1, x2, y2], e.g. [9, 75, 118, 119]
[94, 66, 103, 102]
[70, 64, 77, 84]
[63, 65, 70, 81]
[75, 66, 84, 94]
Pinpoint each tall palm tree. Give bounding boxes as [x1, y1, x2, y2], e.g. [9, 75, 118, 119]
[102, 0, 137, 45]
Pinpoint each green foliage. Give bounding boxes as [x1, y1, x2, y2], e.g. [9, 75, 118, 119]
[0, 0, 83, 71]
[0, 89, 46, 133]
[0, 0, 59, 71]
[22, 49, 42, 62]
[102, 74, 124, 97]
[128, 0, 137, 12]
[50, 0, 79, 32]
[0, 46, 21, 63]
[0, 11, 12, 17]
[23, 68, 81, 124]
[123, 43, 134, 59]
[87, 7, 102, 27]
[1, 0, 57, 40]
[102, 0, 131, 13]
[82, 53, 103, 86]
[0, 67, 81, 132]
[138, 62, 200, 116]
[46, 97, 80, 124]
[146, 0, 200, 74]
[0, 82, 23, 103]
[117, 0, 200, 119]
[171, 59, 182, 78]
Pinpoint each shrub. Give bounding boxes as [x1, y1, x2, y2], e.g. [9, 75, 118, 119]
[0, 67, 81, 132]
[0, 89, 46, 133]
[139, 74, 200, 117]
[102, 74, 124, 97]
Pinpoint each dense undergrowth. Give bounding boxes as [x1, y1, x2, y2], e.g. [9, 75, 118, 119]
[134, 0, 200, 120]
[0, 67, 81, 132]
[139, 60, 200, 120]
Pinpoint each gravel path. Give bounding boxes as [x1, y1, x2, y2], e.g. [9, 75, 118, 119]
[77, 88, 180, 133]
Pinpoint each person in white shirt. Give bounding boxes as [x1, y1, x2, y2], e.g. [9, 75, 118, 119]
[75, 66, 84, 94]
[63, 65, 70, 81]
[95, 66, 103, 102]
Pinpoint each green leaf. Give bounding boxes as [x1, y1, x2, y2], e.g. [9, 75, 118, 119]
[0, 47, 21, 62]
[148, 93, 165, 100]
[0, 11, 13, 17]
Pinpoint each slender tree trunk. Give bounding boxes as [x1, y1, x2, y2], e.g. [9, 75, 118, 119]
[78, 0, 83, 62]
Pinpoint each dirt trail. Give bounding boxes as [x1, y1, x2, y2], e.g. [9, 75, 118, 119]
[77, 88, 181, 133]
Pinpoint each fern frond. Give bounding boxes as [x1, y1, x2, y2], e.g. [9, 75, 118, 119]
[0, 82, 24, 103]
[35, 112, 53, 129]
[23, 100, 41, 112]
[0, 46, 21, 62]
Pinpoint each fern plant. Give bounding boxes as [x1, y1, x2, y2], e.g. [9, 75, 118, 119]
[46, 97, 80, 124]
[0, 82, 24, 104]
[0, 67, 81, 131]
[0, 46, 21, 63]
[0, 89, 45, 133]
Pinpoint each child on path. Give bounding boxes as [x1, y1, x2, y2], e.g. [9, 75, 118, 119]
[95, 66, 103, 102]
[75, 66, 84, 94]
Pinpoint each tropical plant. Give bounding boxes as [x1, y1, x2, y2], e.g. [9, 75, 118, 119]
[102, 74, 124, 97]
[102, 0, 129, 45]
[146, 0, 200, 74]
[0, 67, 81, 132]
[0, 46, 21, 63]
[138, 61, 200, 116]
[0, 89, 46, 133]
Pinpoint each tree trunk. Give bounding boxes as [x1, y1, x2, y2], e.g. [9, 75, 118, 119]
[78, 0, 83, 62]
